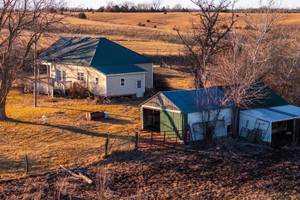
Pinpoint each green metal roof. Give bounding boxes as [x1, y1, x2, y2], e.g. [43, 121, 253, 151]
[39, 37, 98, 66]
[95, 64, 146, 75]
[91, 38, 152, 66]
[39, 37, 152, 75]
[243, 84, 288, 109]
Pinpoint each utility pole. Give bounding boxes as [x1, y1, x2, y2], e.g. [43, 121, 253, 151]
[34, 35, 37, 107]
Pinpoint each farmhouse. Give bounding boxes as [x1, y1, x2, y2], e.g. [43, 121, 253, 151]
[37, 37, 153, 97]
[140, 85, 300, 145]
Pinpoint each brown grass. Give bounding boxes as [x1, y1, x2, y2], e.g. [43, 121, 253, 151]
[37, 12, 300, 65]
[67, 12, 300, 31]
[0, 66, 193, 180]
[154, 65, 194, 90]
[0, 90, 141, 180]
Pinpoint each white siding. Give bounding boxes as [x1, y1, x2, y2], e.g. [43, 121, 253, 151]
[136, 63, 153, 89]
[106, 73, 145, 97]
[50, 64, 107, 96]
[239, 112, 272, 143]
[188, 108, 232, 141]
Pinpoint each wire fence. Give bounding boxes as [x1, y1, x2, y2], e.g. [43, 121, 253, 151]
[103, 130, 185, 157]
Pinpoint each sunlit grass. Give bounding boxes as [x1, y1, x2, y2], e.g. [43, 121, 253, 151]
[0, 66, 193, 180]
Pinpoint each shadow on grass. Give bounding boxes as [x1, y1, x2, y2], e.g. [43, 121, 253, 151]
[40, 105, 91, 113]
[8, 118, 133, 140]
[98, 118, 134, 125]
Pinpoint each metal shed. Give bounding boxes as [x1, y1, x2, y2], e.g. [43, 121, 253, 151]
[239, 105, 300, 146]
[140, 87, 232, 141]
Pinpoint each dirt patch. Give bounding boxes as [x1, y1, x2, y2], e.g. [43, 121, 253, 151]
[1, 140, 299, 199]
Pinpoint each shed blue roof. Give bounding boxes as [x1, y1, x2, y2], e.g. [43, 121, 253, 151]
[161, 87, 233, 113]
[39, 37, 152, 75]
[154, 84, 288, 114]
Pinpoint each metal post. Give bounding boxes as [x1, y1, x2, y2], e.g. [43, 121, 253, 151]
[33, 35, 37, 107]
[293, 120, 296, 145]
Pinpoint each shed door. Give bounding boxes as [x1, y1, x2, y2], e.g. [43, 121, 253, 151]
[160, 111, 187, 138]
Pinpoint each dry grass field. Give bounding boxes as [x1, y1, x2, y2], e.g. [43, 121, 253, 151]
[72, 12, 300, 31]
[38, 12, 300, 65]
[0, 66, 193, 180]
[0, 90, 141, 180]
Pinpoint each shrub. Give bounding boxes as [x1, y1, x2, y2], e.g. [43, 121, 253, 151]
[69, 83, 90, 99]
[153, 73, 171, 91]
[146, 19, 150, 22]
[153, 25, 157, 28]
[221, 24, 228, 29]
[78, 12, 87, 19]
[137, 22, 145, 27]
[48, 8, 57, 13]
[244, 25, 253, 30]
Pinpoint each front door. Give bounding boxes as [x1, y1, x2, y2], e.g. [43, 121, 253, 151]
[136, 80, 143, 98]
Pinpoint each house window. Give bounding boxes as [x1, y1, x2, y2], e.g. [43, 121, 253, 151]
[120, 78, 125, 87]
[57, 69, 62, 81]
[137, 80, 142, 88]
[63, 70, 66, 81]
[57, 69, 66, 81]
[95, 77, 99, 85]
[77, 72, 84, 81]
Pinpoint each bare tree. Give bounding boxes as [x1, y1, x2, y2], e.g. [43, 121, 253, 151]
[106, 1, 114, 8]
[0, 0, 64, 120]
[191, 87, 229, 144]
[151, 0, 163, 10]
[212, 0, 289, 137]
[173, 4, 183, 11]
[177, 0, 237, 89]
[137, 3, 151, 11]
[263, 26, 300, 106]
[212, 34, 269, 137]
[121, 1, 135, 9]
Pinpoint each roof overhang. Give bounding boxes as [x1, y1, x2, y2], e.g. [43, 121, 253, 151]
[105, 71, 146, 77]
[141, 105, 182, 113]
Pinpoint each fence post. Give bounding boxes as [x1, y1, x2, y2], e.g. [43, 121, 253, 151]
[163, 131, 166, 146]
[25, 155, 29, 174]
[117, 134, 120, 151]
[175, 131, 178, 145]
[135, 132, 139, 151]
[128, 132, 131, 151]
[151, 132, 153, 146]
[105, 138, 109, 157]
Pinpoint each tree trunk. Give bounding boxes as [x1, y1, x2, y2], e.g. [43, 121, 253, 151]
[232, 107, 239, 138]
[0, 99, 7, 121]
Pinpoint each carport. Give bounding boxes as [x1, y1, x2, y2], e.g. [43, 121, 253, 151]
[239, 105, 300, 146]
